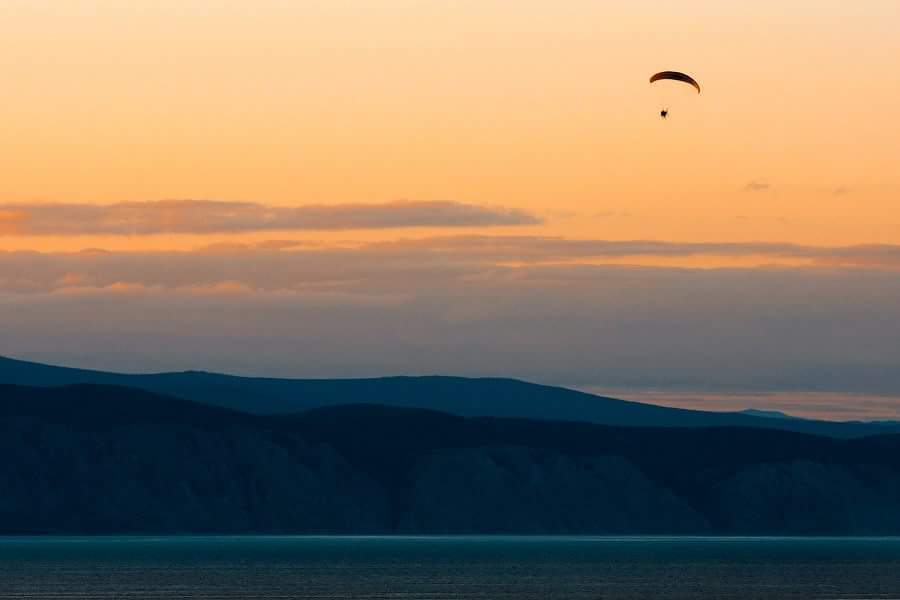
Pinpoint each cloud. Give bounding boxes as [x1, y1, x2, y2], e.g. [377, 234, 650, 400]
[5, 235, 900, 295]
[253, 239, 310, 250]
[363, 235, 900, 268]
[0, 199, 541, 235]
[3, 262, 900, 406]
[744, 179, 771, 192]
[4, 236, 900, 412]
[0, 210, 27, 234]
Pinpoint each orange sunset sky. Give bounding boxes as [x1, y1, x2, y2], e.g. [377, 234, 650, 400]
[2, 1, 900, 419]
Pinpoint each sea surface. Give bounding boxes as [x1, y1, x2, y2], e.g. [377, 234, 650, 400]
[1, 536, 899, 599]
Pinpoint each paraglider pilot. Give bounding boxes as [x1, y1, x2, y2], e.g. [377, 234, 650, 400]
[650, 71, 700, 120]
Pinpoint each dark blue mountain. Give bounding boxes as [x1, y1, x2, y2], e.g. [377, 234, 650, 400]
[3, 383, 900, 535]
[739, 408, 802, 420]
[1, 355, 897, 439]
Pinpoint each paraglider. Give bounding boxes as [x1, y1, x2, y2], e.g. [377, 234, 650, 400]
[650, 71, 700, 118]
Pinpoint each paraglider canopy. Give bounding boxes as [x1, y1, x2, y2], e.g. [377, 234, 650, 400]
[650, 71, 701, 94]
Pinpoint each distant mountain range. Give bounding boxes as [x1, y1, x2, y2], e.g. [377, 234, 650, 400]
[739, 408, 802, 420]
[1, 355, 898, 439]
[3, 383, 900, 535]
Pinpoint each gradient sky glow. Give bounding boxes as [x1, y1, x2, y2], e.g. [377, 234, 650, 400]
[2, 1, 900, 418]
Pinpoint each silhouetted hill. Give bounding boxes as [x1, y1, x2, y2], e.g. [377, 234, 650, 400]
[0, 383, 247, 428]
[1, 355, 898, 439]
[739, 408, 801, 420]
[3, 383, 900, 535]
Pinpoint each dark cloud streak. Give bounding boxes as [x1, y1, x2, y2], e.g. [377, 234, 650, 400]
[6, 235, 900, 294]
[0, 200, 541, 235]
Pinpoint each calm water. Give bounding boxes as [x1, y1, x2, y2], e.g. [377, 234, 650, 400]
[1, 536, 900, 599]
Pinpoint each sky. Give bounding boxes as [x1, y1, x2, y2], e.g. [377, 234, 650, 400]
[2, 1, 900, 419]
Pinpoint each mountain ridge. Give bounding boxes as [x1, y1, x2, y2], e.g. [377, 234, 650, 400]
[3, 382, 900, 535]
[1, 355, 898, 439]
